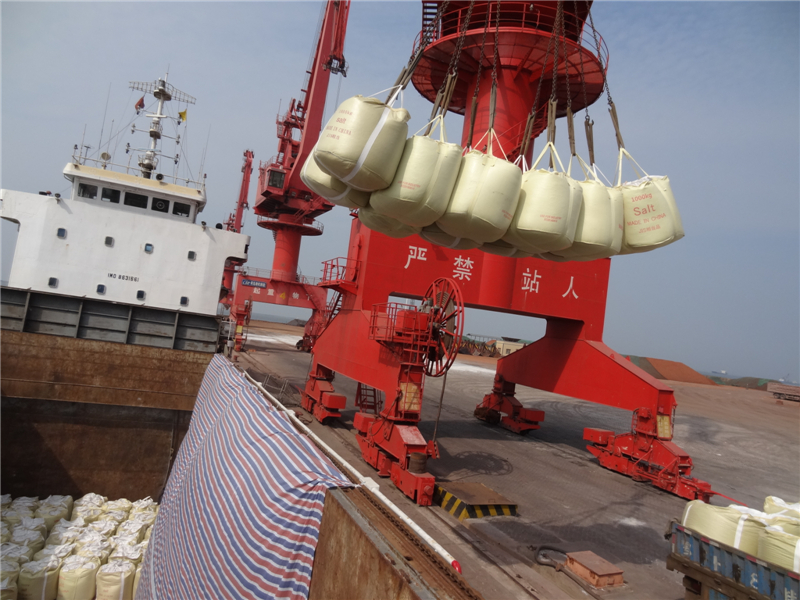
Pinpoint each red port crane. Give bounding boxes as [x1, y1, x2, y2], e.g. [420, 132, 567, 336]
[225, 0, 351, 351]
[300, 0, 714, 505]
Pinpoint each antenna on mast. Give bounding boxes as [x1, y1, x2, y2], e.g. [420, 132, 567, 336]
[129, 78, 195, 178]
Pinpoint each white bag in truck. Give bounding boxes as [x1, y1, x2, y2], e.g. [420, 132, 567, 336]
[682, 501, 767, 556]
[551, 156, 622, 260]
[314, 95, 410, 192]
[358, 206, 421, 239]
[95, 561, 135, 600]
[419, 223, 482, 250]
[370, 117, 463, 227]
[757, 526, 800, 573]
[764, 496, 800, 519]
[300, 145, 370, 209]
[503, 142, 580, 254]
[437, 148, 521, 243]
[616, 148, 684, 253]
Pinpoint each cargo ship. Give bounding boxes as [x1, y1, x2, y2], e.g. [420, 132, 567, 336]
[0, 76, 250, 501]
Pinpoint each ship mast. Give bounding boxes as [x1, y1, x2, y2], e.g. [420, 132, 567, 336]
[129, 76, 196, 179]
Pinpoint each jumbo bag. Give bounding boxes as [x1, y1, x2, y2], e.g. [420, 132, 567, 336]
[503, 142, 581, 254]
[358, 206, 421, 239]
[681, 501, 767, 556]
[481, 239, 532, 258]
[299, 144, 370, 209]
[551, 156, 622, 260]
[370, 116, 463, 228]
[616, 148, 684, 253]
[314, 95, 410, 192]
[419, 223, 482, 250]
[757, 526, 800, 573]
[437, 149, 521, 243]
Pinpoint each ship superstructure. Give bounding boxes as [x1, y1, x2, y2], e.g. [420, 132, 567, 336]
[1, 77, 249, 317]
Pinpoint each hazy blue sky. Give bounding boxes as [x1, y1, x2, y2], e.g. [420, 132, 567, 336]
[1, 2, 798, 381]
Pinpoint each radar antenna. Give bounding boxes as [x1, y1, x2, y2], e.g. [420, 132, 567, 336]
[128, 77, 195, 178]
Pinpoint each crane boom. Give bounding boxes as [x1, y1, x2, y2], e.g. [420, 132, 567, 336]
[255, 0, 350, 219]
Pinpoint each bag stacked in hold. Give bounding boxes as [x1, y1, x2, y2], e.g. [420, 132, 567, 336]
[437, 131, 522, 245]
[57, 555, 101, 600]
[616, 148, 683, 254]
[95, 560, 136, 600]
[545, 155, 623, 261]
[17, 557, 60, 600]
[369, 115, 463, 228]
[503, 142, 580, 255]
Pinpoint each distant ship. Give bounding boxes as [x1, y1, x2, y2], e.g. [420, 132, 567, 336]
[0, 76, 250, 501]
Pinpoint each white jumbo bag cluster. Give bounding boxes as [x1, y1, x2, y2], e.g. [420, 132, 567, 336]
[300, 144, 371, 209]
[682, 495, 800, 573]
[370, 117, 463, 227]
[419, 224, 482, 250]
[681, 501, 767, 556]
[0, 493, 156, 600]
[315, 95, 410, 192]
[438, 148, 521, 243]
[616, 148, 683, 253]
[550, 156, 623, 260]
[358, 206, 421, 239]
[503, 142, 580, 254]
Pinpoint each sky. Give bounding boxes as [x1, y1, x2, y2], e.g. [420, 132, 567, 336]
[1, 1, 798, 382]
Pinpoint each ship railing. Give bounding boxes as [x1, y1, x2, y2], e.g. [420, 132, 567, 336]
[71, 154, 206, 189]
[239, 266, 322, 287]
[413, 2, 609, 72]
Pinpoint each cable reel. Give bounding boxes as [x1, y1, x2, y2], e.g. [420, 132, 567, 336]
[421, 278, 464, 378]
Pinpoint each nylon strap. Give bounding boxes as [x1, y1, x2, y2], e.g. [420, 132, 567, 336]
[567, 106, 576, 157]
[584, 118, 595, 166]
[609, 101, 625, 150]
[340, 106, 391, 184]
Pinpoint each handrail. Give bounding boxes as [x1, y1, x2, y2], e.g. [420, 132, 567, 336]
[240, 266, 322, 286]
[240, 370, 462, 573]
[412, 2, 609, 73]
[71, 154, 205, 189]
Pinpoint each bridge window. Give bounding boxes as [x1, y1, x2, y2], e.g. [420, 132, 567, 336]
[97, 284, 106, 295]
[48, 277, 58, 288]
[124, 192, 148, 209]
[78, 183, 98, 199]
[137, 290, 146, 301]
[101, 188, 120, 203]
[151, 197, 169, 213]
[105, 236, 114, 247]
[57, 228, 67, 239]
[144, 243, 154, 254]
[180, 296, 189, 307]
[187, 251, 196, 261]
[172, 202, 190, 218]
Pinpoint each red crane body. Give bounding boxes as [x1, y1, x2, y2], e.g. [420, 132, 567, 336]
[300, 0, 714, 504]
[226, 0, 350, 351]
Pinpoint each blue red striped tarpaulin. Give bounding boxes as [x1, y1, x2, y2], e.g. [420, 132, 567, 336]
[137, 354, 353, 600]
